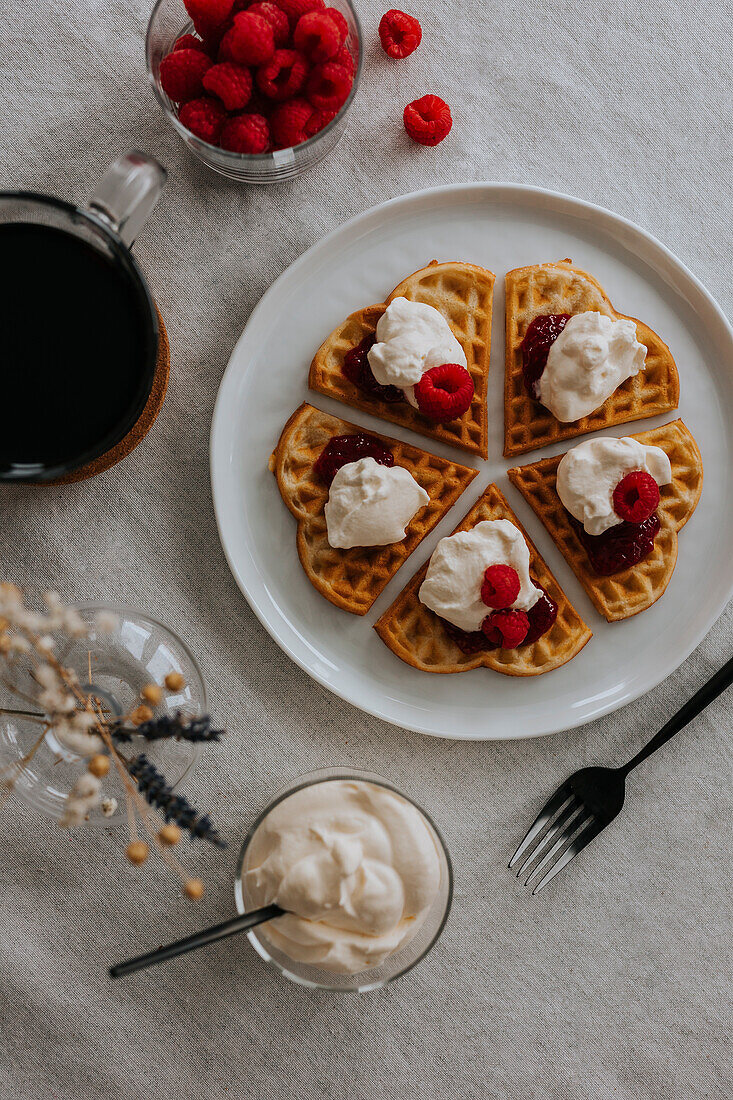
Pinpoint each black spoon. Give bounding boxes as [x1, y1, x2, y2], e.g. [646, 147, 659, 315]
[109, 903, 285, 978]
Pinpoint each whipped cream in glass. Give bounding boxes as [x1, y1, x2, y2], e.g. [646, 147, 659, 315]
[242, 779, 443, 976]
[324, 457, 429, 549]
[419, 519, 541, 632]
[537, 311, 646, 422]
[367, 297, 467, 407]
[556, 436, 672, 535]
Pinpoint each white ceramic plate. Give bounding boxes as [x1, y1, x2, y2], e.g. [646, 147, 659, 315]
[211, 183, 733, 740]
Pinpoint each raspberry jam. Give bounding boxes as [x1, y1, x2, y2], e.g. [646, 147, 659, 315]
[572, 513, 661, 575]
[440, 588, 558, 653]
[313, 433, 394, 485]
[520, 314, 571, 398]
[522, 592, 559, 645]
[442, 619, 495, 654]
[342, 335, 405, 404]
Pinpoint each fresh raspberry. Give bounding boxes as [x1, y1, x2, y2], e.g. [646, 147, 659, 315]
[413, 363, 473, 422]
[178, 96, 228, 143]
[403, 94, 452, 146]
[612, 471, 660, 524]
[481, 609, 530, 649]
[304, 105, 337, 136]
[202, 62, 253, 109]
[270, 97, 313, 146]
[184, 0, 235, 40]
[324, 7, 348, 43]
[379, 10, 422, 59]
[220, 112, 271, 153]
[333, 44, 354, 73]
[294, 11, 341, 62]
[274, 0, 324, 28]
[306, 61, 352, 109]
[248, 1, 290, 44]
[174, 33, 209, 53]
[256, 48, 309, 99]
[220, 11, 275, 66]
[159, 49, 212, 103]
[480, 565, 521, 610]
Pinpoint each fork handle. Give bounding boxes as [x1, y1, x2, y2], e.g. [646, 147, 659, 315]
[619, 655, 733, 777]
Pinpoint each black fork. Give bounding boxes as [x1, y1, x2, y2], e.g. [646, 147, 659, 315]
[510, 655, 733, 894]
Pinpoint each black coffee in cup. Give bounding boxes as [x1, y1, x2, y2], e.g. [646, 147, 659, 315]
[1, 222, 156, 473]
[1, 153, 166, 482]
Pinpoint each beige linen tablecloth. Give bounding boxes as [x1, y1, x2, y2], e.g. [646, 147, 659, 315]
[1, 0, 731, 1097]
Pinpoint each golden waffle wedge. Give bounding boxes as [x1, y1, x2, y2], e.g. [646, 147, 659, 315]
[374, 483, 592, 675]
[504, 259, 680, 457]
[271, 402, 478, 616]
[309, 261, 495, 458]
[507, 419, 702, 622]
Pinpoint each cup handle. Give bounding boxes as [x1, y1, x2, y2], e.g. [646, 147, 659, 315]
[87, 151, 167, 248]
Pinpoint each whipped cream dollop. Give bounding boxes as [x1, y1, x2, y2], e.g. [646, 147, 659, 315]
[367, 297, 467, 406]
[538, 311, 646, 422]
[556, 436, 672, 535]
[243, 779, 442, 975]
[324, 457, 429, 549]
[419, 519, 541, 632]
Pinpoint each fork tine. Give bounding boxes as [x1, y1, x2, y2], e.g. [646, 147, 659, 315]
[531, 815, 603, 895]
[517, 798, 586, 879]
[508, 782, 574, 871]
[524, 809, 592, 887]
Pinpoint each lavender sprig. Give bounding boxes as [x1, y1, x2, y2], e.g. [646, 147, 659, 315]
[113, 712, 223, 744]
[128, 754, 227, 849]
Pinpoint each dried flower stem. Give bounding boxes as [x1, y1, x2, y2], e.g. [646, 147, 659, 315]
[94, 720, 190, 885]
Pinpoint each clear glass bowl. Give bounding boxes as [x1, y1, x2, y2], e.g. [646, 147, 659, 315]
[234, 768, 453, 991]
[0, 604, 205, 825]
[146, 0, 362, 183]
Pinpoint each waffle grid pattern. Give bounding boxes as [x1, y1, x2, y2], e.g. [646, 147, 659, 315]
[504, 260, 680, 457]
[506, 419, 703, 622]
[271, 403, 478, 615]
[374, 483, 592, 675]
[309, 262, 495, 458]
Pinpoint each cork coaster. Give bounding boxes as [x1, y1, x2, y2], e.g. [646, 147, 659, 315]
[42, 305, 170, 486]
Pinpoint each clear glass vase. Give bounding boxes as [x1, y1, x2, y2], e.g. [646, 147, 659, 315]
[146, 0, 362, 183]
[0, 604, 206, 825]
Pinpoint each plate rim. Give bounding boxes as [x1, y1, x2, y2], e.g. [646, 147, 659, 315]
[210, 180, 733, 740]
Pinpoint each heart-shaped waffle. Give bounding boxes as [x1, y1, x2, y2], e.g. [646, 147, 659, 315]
[504, 259, 680, 457]
[507, 419, 702, 622]
[309, 261, 495, 458]
[270, 403, 478, 615]
[374, 483, 592, 675]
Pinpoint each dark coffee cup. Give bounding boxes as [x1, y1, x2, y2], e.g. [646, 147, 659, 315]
[1, 152, 167, 482]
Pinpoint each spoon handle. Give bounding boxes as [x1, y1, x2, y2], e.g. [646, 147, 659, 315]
[109, 903, 284, 978]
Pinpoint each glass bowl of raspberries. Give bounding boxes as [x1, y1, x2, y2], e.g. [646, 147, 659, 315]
[147, 0, 361, 183]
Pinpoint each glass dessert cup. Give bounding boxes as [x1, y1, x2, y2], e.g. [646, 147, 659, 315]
[146, 0, 362, 183]
[234, 767, 453, 991]
[0, 604, 205, 825]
